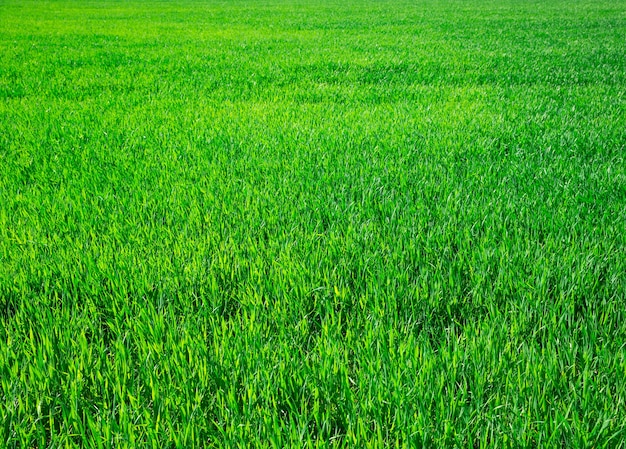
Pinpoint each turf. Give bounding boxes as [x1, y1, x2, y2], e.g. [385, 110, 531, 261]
[1, 0, 625, 447]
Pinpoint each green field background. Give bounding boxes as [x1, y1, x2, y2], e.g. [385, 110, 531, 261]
[1, 0, 625, 447]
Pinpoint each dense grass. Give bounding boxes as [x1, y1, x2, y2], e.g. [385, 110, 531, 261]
[1, 0, 626, 447]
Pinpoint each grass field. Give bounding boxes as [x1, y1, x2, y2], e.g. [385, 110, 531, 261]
[1, 0, 626, 447]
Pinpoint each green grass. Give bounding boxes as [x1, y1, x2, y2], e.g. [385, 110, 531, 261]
[1, 0, 626, 447]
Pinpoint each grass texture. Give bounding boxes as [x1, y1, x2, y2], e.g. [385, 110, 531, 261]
[1, 0, 626, 447]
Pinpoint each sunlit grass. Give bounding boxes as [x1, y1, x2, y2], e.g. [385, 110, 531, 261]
[1, 0, 625, 447]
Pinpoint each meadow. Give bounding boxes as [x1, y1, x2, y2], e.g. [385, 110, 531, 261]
[1, 0, 625, 447]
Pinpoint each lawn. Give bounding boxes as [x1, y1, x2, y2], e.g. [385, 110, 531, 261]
[1, 0, 625, 447]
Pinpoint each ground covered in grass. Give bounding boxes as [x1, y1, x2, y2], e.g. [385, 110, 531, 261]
[1, 0, 625, 447]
